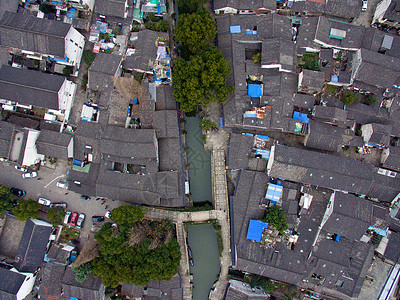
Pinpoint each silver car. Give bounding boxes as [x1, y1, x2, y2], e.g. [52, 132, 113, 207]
[22, 171, 38, 178]
[76, 213, 85, 228]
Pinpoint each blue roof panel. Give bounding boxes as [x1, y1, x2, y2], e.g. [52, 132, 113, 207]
[230, 25, 241, 33]
[248, 84, 264, 97]
[292, 111, 309, 123]
[247, 219, 269, 242]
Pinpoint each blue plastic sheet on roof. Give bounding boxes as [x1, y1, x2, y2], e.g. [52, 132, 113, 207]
[70, 298, 78, 300]
[256, 135, 269, 140]
[292, 111, 309, 123]
[265, 183, 283, 203]
[331, 75, 339, 82]
[67, 8, 76, 18]
[247, 220, 269, 242]
[230, 25, 241, 33]
[245, 133, 254, 136]
[335, 234, 341, 242]
[255, 148, 270, 159]
[245, 30, 257, 35]
[220, 117, 224, 128]
[243, 112, 256, 118]
[248, 84, 264, 97]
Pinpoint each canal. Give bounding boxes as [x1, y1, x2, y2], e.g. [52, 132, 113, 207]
[185, 116, 220, 299]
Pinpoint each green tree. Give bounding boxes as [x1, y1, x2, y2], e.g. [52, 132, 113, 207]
[39, 4, 53, 13]
[252, 52, 261, 63]
[177, 0, 210, 14]
[47, 207, 65, 226]
[92, 220, 181, 287]
[73, 262, 93, 283]
[0, 185, 13, 216]
[174, 8, 216, 54]
[302, 53, 321, 71]
[341, 91, 359, 105]
[173, 46, 234, 113]
[82, 50, 96, 66]
[156, 20, 170, 32]
[110, 205, 146, 226]
[263, 206, 288, 233]
[364, 94, 378, 106]
[12, 199, 40, 221]
[199, 118, 216, 131]
[62, 67, 73, 76]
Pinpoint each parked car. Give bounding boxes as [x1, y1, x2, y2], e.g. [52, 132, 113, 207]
[10, 187, 26, 197]
[105, 211, 111, 218]
[362, 0, 368, 10]
[22, 171, 38, 178]
[38, 198, 52, 206]
[14, 165, 28, 172]
[51, 202, 67, 209]
[80, 195, 90, 200]
[92, 216, 105, 223]
[63, 211, 72, 224]
[56, 181, 68, 189]
[76, 213, 85, 228]
[70, 212, 78, 226]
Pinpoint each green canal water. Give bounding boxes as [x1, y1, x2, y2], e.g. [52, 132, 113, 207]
[185, 116, 220, 299]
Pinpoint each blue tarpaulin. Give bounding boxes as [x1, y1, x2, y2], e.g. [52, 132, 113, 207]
[220, 117, 224, 128]
[335, 234, 341, 242]
[331, 75, 339, 82]
[247, 220, 269, 242]
[245, 133, 254, 136]
[255, 148, 270, 159]
[293, 111, 310, 123]
[256, 135, 269, 140]
[230, 25, 241, 33]
[248, 84, 264, 97]
[265, 183, 283, 203]
[48, 56, 68, 62]
[245, 30, 257, 35]
[67, 8, 76, 18]
[243, 112, 257, 118]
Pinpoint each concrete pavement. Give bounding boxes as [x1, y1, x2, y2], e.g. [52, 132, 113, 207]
[0, 160, 123, 246]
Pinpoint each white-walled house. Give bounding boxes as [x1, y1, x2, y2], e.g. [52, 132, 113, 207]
[0, 12, 85, 72]
[0, 66, 76, 126]
[0, 268, 36, 300]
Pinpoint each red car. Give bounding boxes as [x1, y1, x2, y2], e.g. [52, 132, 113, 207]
[69, 212, 78, 226]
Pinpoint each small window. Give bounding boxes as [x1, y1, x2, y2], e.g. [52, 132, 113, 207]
[70, 39, 73, 42]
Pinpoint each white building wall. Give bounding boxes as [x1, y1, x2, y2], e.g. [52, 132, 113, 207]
[58, 79, 77, 122]
[67, 138, 74, 158]
[373, 0, 392, 23]
[9, 268, 36, 300]
[21, 129, 45, 166]
[64, 27, 85, 70]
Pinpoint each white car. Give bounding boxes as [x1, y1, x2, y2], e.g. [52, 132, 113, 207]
[63, 211, 72, 225]
[15, 165, 28, 172]
[22, 171, 38, 178]
[76, 213, 85, 228]
[38, 198, 52, 206]
[56, 181, 68, 189]
[362, 0, 368, 11]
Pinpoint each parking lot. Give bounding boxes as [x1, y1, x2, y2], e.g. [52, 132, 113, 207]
[0, 160, 123, 245]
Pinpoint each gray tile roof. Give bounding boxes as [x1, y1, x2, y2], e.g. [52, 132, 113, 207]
[88, 53, 122, 92]
[0, 65, 64, 110]
[382, 146, 400, 170]
[62, 266, 105, 300]
[95, 0, 127, 18]
[153, 110, 179, 138]
[13, 219, 52, 273]
[214, 0, 276, 10]
[383, 0, 400, 23]
[384, 231, 400, 264]
[313, 105, 347, 125]
[299, 69, 325, 92]
[314, 16, 364, 50]
[0, 12, 70, 57]
[261, 38, 296, 72]
[123, 30, 169, 72]
[36, 130, 72, 159]
[227, 133, 253, 169]
[352, 48, 400, 88]
[291, 0, 361, 20]
[0, 0, 18, 20]
[0, 121, 15, 159]
[0, 268, 25, 299]
[38, 262, 66, 299]
[155, 85, 177, 111]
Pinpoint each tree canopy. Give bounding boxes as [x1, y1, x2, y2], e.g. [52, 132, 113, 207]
[174, 8, 216, 54]
[73, 262, 93, 283]
[341, 91, 359, 105]
[263, 206, 288, 233]
[0, 185, 13, 216]
[12, 199, 40, 221]
[173, 46, 233, 113]
[109, 205, 146, 226]
[47, 207, 65, 226]
[92, 219, 181, 287]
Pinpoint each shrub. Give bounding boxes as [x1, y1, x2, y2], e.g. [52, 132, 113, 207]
[73, 262, 93, 283]
[263, 206, 288, 233]
[364, 94, 378, 106]
[252, 52, 261, 63]
[82, 50, 96, 66]
[47, 207, 65, 226]
[341, 91, 359, 105]
[62, 67, 73, 76]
